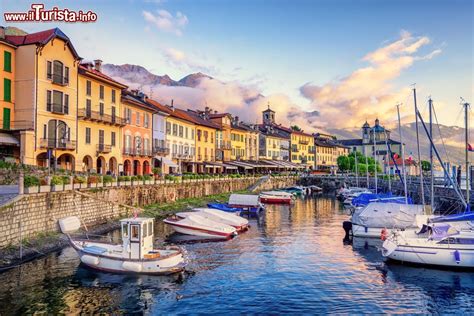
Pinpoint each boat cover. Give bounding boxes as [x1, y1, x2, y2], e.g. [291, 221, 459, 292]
[430, 223, 459, 240]
[352, 202, 425, 228]
[429, 211, 474, 223]
[351, 193, 413, 207]
[83, 245, 108, 255]
[207, 203, 241, 212]
[229, 194, 259, 206]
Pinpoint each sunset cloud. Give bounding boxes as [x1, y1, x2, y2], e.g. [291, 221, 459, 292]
[299, 31, 441, 128]
[143, 9, 188, 36]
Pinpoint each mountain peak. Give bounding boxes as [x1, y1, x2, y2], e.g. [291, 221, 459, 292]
[178, 72, 213, 87]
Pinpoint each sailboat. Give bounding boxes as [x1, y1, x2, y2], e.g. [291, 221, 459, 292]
[382, 98, 474, 268]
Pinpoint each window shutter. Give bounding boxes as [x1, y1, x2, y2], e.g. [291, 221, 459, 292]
[47, 90, 52, 111]
[47, 61, 52, 79]
[64, 67, 69, 84]
[64, 94, 69, 114]
[67, 127, 71, 140]
[4, 51, 11, 72]
[3, 79, 11, 102]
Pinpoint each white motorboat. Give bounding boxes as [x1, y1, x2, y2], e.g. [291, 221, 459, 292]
[259, 192, 293, 204]
[59, 216, 185, 275]
[382, 223, 474, 268]
[163, 214, 237, 240]
[261, 190, 295, 197]
[350, 202, 426, 238]
[180, 208, 249, 232]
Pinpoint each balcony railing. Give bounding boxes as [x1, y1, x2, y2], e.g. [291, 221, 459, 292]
[153, 146, 170, 155]
[204, 155, 209, 161]
[0, 120, 34, 131]
[172, 153, 192, 160]
[96, 144, 112, 154]
[40, 138, 76, 150]
[309, 148, 316, 154]
[216, 141, 232, 150]
[52, 74, 68, 86]
[78, 109, 126, 126]
[299, 140, 309, 145]
[291, 147, 298, 152]
[197, 154, 202, 160]
[49, 103, 67, 115]
[142, 148, 152, 156]
[272, 155, 280, 160]
[280, 145, 289, 150]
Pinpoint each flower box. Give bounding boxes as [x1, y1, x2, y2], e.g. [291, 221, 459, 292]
[39, 185, 51, 193]
[73, 183, 82, 189]
[25, 186, 39, 194]
[52, 184, 63, 192]
[144, 180, 152, 185]
[64, 184, 73, 191]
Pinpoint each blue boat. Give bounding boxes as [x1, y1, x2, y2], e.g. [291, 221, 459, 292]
[207, 203, 263, 216]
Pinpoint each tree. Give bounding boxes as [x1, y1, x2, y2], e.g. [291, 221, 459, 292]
[337, 156, 350, 172]
[291, 125, 302, 132]
[421, 160, 431, 172]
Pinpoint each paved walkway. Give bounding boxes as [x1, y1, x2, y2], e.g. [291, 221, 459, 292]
[0, 185, 19, 206]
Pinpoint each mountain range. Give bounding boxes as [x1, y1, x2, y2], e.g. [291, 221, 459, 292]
[103, 63, 469, 167]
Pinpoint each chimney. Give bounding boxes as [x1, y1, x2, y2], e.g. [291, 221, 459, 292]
[214, 110, 218, 114]
[94, 59, 103, 72]
[170, 99, 174, 111]
[0, 26, 5, 39]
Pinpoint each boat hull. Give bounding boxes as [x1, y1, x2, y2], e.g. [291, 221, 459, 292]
[260, 197, 292, 204]
[384, 243, 474, 268]
[352, 224, 388, 238]
[165, 221, 235, 240]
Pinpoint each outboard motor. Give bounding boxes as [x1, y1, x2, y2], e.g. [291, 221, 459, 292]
[342, 221, 352, 242]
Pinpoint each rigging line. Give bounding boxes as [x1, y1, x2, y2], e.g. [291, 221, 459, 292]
[432, 101, 452, 165]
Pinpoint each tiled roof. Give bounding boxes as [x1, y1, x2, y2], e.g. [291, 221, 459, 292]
[182, 110, 221, 129]
[5, 28, 80, 59]
[386, 157, 416, 166]
[339, 138, 401, 146]
[145, 98, 196, 124]
[209, 113, 231, 119]
[121, 91, 156, 113]
[79, 64, 127, 89]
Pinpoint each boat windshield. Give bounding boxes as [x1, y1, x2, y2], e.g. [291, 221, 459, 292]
[437, 237, 474, 245]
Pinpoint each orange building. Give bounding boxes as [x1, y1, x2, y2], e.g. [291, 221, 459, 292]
[121, 90, 155, 175]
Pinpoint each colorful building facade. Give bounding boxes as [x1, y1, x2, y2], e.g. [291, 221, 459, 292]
[290, 131, 315, 168]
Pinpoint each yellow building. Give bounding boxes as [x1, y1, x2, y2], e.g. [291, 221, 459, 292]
[184, 110, 220, 173]
[290, 131, 315, 168]
[209, 112, 232, 162]
[314, 133, 350, 170]
[77, 61, 128, 174]
[259, 132, 286, 160]
[230, 122, 247, 160]
[8, 28, 81, 170]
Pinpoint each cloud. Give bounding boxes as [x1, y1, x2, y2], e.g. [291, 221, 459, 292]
[300, 31, 441, 129]
[142, 9, 188, 36]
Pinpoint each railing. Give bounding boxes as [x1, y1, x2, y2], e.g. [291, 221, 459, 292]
[299, 140, 309, 145]
[272, 155, 280, 160]
[291, 148, 298, 152]
[49, 103, 66, 114]
[153, 146, 170, 155]
[96, 144, 112, 153]
[0, 120, 34, 131]
[142, 148, 152, 156]
[78, 109, 126, 126]
[217, 141, 232, 150]
[309, 149, 316, 154]
[197, 154, 202, 160]
[40, 138, 76, 150]
[52, 73, 68, 86]
[280, 145, 289, 150]
[204, 155, 209, 161]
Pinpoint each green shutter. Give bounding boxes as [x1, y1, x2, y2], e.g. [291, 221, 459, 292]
[4, 51, 11, 72]
[3, 108, 11, 130]
[4, 78, 11, 102]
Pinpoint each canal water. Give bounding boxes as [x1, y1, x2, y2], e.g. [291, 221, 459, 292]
[1, 196, 474, 314]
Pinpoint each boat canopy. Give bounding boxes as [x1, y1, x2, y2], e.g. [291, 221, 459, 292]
[352, 202, 425, 228]
[351, 193, 413, 207]
[229, 194, 260, 206]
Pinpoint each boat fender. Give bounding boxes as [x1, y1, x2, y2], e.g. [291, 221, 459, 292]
[380, 228, 388, 241]
[81, 254, 100, 266]
[342, 221, 352, 240]
[122, 261, 143, 272]
[454, 250, 461, 264]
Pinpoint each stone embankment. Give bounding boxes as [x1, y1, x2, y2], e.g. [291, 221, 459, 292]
[0, 176, 297, 249]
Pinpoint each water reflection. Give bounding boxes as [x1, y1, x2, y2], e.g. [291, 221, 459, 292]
[1, 196, 474, 314]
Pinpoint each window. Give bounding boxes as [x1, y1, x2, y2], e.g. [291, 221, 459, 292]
[143, 223, 147, 237]
[47, 61, 52, 79]
[124, 108, 131, 123]
[191, 129, 194, 140]
[4, 51, 11, 72]
[86, 80, 91, 96]
[99, 102, 104, 116]
[111, 131, 116, 147]
[47, 90, 68, 114]
[197, 129, 202, 141]
[204, 131, 208, 142]
[131, 225, 139, 240]
[86, 99, 92, 116]
[99, 85, 104, 99]
[85, 127, 91, 144]
[64, 67, 69, 85]
[2, 108, 11, 130]
[136, 112, 140, 125]
[166, 122, 171, 134]
[111, 90, 116, 103]
[172, 124, 177, 136]
[111, 106, 116, 122]
[3, 78, 11, 102]
[99, 130, 104, 146]
[179, 125, 183, 137]
[144, 114, 149, 128]
[185, 127, 188, 139]
[50, 60, 67, 85]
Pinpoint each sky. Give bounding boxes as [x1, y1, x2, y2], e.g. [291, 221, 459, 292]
[1, 0, 473, 131]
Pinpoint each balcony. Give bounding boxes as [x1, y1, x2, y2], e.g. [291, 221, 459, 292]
[280, 145, 289, 150]
[217, 141, 232, 150]
[40, 138, 76, 150]
[309, 148, 316, 154]
[272, 155, 280, 160]
[291, 147, 298, 152]
[78, 109, 126, 126]
[52, 74, 68, 86]
[142, 148, 152, 157]
[197, 154, 202, 160]
[96, 144, 112, 154]
[153, 146, 170, 155]
[49, 103, 67, 115]
[204, 155, 209, 161]
[172, 153, 192, 160]
[299, 140, 309, 145]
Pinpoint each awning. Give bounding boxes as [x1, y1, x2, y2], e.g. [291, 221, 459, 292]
[160, 156, 179, 168]
[204, 163, 222, 169]
[212, 162, 238, 170]
[228, 161, 253, 169]
[0, 133, 19, 146]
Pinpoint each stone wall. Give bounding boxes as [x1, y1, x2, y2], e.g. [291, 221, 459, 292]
[0, 176, 297, 248]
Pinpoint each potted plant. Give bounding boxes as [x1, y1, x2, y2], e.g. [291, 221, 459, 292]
[39, 177, 50, 192]
[73, 176, 87, 189]
[23, 175, 40, 194]
[51, 175, 64, 192]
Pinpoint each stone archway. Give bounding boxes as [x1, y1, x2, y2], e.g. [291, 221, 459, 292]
[96, 156, 106, 174]
[109, 157, 117, 175]
[83, 155, 93, 172]
[133, 160, 141, 175]
[36, 152, 53, 169]
[57, 153, 75, 171]
[143, 160, 151, 175]
[124, 159, 132, 176]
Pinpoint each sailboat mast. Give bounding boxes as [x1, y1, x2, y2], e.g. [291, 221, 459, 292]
[365, 145, 369, 189]
[396, 103, 408, 204]
[465, 101, 470, 209]
[373, 128, 378, 193]
[413, 87, 425, 206]
[385, 130, 391, 193]
[429, 98, 434, 208]
[355, 151, 359, 187]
